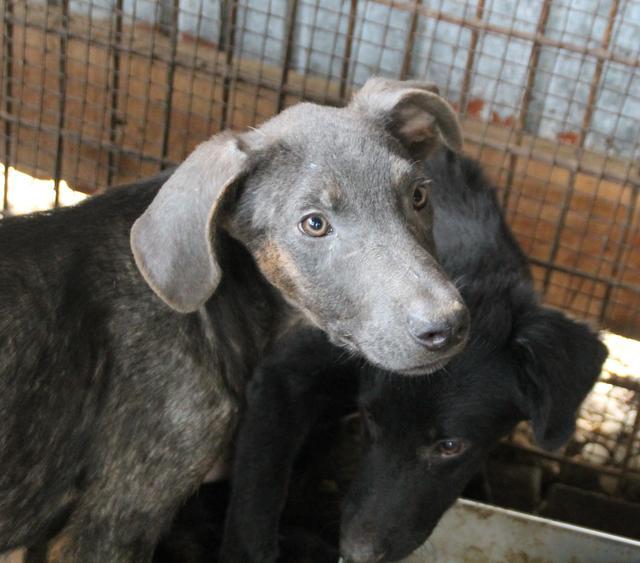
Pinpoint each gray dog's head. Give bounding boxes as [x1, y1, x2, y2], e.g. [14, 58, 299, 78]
[131, 78, 469, 374]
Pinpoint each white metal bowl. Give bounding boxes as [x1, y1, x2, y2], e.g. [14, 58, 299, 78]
[401, 499, 640, 563]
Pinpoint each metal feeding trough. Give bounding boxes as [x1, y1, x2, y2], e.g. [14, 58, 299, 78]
[338, 499, 640, 562]
[397, 499, 640, 563]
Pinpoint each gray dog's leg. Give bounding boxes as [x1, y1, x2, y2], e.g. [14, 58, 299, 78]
[30, 487, 184, 562]
[29, 392, 237, 562]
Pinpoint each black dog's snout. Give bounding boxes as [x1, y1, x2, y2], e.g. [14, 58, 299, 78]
[341, 538, 386, 563]
[408, 303, 469, 352]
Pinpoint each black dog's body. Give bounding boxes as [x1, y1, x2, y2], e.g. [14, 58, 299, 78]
[220, 150, 607, 563]
[0, 176, 284, 559]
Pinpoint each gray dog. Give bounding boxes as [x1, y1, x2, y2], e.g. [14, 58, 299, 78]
[0, 78, 467, 562]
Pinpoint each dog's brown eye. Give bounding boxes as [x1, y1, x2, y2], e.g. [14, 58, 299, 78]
[300, 214, 332, 237]
[412, 183, 429, 210]
[434, 438, 466, 457]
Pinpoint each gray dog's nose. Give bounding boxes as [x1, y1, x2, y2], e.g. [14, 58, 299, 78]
[408, 303, 469, 352]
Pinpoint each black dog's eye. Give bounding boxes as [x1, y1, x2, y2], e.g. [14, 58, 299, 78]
[299, 214, 332, 237]
[412, 182, 430, 210]
[434, 438, 467, 457]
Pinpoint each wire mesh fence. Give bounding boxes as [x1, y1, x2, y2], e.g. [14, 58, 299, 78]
[0, 0, 638, 506]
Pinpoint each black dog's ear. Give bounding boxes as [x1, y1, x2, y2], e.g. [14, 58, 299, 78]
[512, 306, 608, 450]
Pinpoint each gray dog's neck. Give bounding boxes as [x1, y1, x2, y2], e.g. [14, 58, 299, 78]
[198, 231, 299, 396]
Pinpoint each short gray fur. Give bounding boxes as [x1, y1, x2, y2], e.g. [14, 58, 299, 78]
[0, 77, 466, 562]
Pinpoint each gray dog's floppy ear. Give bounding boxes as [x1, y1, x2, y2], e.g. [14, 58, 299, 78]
[131, 132, 248, 313]
[350, 77, 463, 158]
[513, 307, 608, 450]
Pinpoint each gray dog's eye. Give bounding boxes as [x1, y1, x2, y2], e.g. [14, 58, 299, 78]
[412, 184, 429, 210]
[299, 214, 332, 237]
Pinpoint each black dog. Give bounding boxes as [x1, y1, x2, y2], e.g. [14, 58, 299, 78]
[217, 149, 608, 563]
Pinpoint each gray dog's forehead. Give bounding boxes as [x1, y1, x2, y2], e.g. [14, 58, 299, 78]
[259, 102, 356, 136]
[255, 102, 417, 187]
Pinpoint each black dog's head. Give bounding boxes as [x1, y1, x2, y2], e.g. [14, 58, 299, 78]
[339, 291, 607, 563]
[339, 151, 608, 563]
